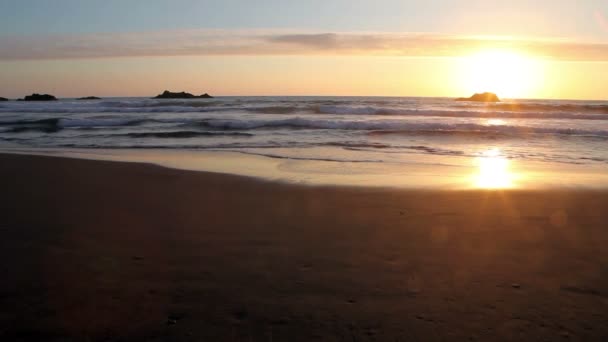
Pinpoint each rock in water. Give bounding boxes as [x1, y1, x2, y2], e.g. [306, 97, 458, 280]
[0, 97, 8, 101]
[153, 90, 214, 99]
[77, 96, 102, 100]
[22, 93, 58, 101]
[455, 92, 500, 102]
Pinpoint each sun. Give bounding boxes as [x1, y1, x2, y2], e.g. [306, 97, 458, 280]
[459, 49, 544, 99]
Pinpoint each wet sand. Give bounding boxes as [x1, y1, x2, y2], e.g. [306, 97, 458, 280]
[1, 153, 607, 341]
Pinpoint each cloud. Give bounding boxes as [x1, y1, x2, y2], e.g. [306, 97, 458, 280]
[1, 29, 608, 61]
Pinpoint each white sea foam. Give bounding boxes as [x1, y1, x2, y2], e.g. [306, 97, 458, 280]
[1, 96, 607, 166]
[1, 98, 607, 120]
[197, 117, 608, 138]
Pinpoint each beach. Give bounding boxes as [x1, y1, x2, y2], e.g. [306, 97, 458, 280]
[1, 152, 607, 341]
[4, 1, 608, 340]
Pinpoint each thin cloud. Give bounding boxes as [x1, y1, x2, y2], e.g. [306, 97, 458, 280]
[1, 29, 608, 61]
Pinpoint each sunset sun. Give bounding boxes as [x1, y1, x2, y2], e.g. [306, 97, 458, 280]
[460, 49, 544, 99]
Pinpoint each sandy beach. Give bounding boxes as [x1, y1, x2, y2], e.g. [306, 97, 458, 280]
[0, 153, 606, 340]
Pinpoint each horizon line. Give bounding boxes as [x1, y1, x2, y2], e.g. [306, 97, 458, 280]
[1, 93, 606, 102]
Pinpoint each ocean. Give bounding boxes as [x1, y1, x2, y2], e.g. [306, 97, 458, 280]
[1, 96, 607, 188]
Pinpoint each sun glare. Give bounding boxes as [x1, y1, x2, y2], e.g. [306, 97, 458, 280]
[474, 148, 514, 189]
[460, 50, 543, 99]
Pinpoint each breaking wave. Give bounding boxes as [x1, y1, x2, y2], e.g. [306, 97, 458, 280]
[1, 96, 607, 166]
[2, 98, 608, 120]
[1, 116, 606, 138]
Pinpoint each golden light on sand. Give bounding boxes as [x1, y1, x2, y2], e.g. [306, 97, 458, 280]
[460, 49, 543, 99]
[474, 148, 514, 189]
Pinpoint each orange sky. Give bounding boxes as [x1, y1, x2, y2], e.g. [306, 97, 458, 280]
[1, 54, 606, 100]
[2, 0, 608, 100]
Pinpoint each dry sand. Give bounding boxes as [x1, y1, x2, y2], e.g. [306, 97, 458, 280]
[1, 153, 607, 341]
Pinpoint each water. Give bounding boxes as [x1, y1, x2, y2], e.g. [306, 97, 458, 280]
[1, 96, 607, 168]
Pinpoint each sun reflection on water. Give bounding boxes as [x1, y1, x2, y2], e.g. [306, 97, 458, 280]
[486, 119, 506, 126]
[473, 148, 515, 189]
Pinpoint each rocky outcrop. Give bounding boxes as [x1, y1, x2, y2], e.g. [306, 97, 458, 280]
[21, 93, 58, 101]
[77, 96, 102, 100]
[153, 90, 213, 99]
[455, 92, 500, 102]
[0, 97, 8, 101]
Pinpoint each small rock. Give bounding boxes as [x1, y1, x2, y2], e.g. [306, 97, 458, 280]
[455, 92, 500, 102]
[153, 90, 213, 99]
[22, 93, 58, 101]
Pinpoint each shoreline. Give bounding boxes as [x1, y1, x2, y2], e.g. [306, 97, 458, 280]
[1, 147, 607, 190]
[1, 153, 608, 340]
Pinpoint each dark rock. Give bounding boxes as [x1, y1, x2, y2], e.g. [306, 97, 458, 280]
[0, 97, 8, 101]
[153, 90, 214, 99]
[77, 96, 101, 100]
[455, 92, 500, 102]
[21, 93, 58, 101]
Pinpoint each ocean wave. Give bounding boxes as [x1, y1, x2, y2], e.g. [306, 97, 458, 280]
[2, 98, 608, 120]
[98, 99, 220, 108]
[245, 106, 303, 114]
[42, 142, 310, 150]
[2, 115, 607, 139]
[123, 131, 253, 138]
[0, 117, 157, 132]
[59, 118, 151, 127]
[0, 105, 227, 114]
[341, 144, 466, 156]
[454, 102, 608, 114]
[314, 105, 608, 120]
[0, 118, 62, 133]
[223, 150, 385, 163]
[197, 117, 608, 138]
[325, 141, 391, 148]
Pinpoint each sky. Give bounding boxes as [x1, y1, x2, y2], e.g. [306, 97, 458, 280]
[1, 0, 607, 99]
